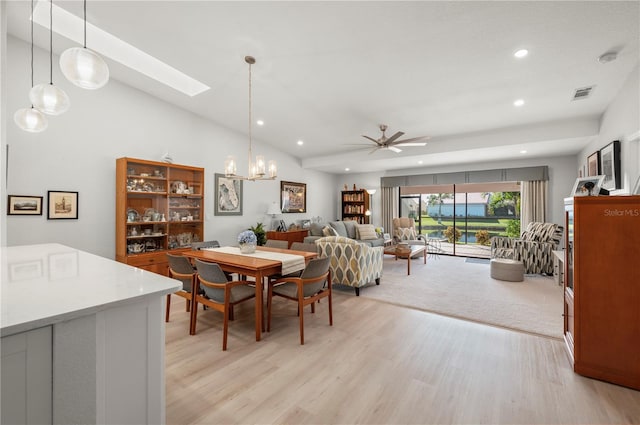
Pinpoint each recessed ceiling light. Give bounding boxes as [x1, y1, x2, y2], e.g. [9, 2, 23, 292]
[520, 150, 527, 154]
[345, 168, 350, 172]
[514, 99, 525, 107]
[297, 140, 304, 146]
[256, 120, 264, 126]
[418, 160, 423, 164]
[514, 49, 528, 58]
[33, 1, 209, 96]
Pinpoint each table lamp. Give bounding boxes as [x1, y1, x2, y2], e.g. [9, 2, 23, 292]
[266, 202, 282, 230]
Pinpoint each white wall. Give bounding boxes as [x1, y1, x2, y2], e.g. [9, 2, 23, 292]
[578, 65, 640, 193]
[339, 156, 576, 229]
[4, 36, 338, 258]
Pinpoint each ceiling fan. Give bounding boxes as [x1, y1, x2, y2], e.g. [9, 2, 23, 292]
[355, 124, 429, 153]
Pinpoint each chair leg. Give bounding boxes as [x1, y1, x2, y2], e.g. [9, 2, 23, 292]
[299, 301, 305, 345]
[355, 287, 360, 296]
[165, 294, 171, 322]
[186, 299, 191, 312]
[190, 300, 198, 335]
[222, 307, 229, 351]
[311, 302, 315, 314]
[328, 292, 333, 326]
[267, 285, 273, 332]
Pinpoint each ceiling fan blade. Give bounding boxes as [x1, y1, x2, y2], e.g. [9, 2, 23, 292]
[388, 146, 402, 153]
[385, 131, 404, 144]
[394, 135, 430, 144]
[346, 143, 377, 146]
[368, 147, 380, 155]
[362, 135, 382, 145]
[395, 142, 427, 147]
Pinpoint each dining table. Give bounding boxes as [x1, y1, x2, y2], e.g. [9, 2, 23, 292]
[184, 245, 317, 341]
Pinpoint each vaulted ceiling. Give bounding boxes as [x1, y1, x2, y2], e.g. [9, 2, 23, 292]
[6, 1, 639, 173]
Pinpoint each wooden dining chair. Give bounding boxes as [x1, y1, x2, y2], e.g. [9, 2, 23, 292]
[191, 259, 256, 351]
[289, 242, 318, 253]
[265, 239, 289, 249]
[165, 253, 197, 323]
[267, 257, 332, 345]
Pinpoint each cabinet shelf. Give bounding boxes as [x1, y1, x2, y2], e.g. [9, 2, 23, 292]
[117, 157, 205, 276]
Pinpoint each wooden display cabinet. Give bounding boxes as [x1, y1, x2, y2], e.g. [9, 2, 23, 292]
[116, 157, 204, 276]
[563, 196, 640, 390]
[341, 189, 370, 224]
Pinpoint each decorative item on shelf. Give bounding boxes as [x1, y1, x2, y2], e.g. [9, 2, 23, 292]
[127, 243, 145, 254]
[353, 184, 356, 190]
[570, 175, 606, 197]
[30, 0, 70, 116]
[59, 0, 109, 90]
[238, 230, 257, 254]
[14, 0, 47, 133]
[224, 56, 277, 181]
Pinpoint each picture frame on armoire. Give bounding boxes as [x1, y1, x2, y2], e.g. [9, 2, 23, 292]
[587, 151, 600, 176]
[599, 140, 621, 190]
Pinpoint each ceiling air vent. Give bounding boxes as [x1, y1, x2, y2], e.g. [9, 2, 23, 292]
[572, 86, 595, 101]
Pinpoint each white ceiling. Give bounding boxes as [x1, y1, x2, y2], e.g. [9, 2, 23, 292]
[6, 1, 640, 174]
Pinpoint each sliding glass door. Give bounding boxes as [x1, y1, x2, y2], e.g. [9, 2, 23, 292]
[400, 182, 520, 258]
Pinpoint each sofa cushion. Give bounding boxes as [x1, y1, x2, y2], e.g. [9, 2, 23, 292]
[310, 222, 326, 237]
[342, 220, 358, 239]
[329, 221, 349, 238]
[322, 226, 338, 237]
[357, 224, 378, 240]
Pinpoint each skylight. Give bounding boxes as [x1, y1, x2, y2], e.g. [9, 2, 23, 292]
[32, 1, 210, 97]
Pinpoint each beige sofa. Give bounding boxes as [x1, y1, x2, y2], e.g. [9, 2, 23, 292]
[304, 220, 385, 247]
[315, 236, 383, 296]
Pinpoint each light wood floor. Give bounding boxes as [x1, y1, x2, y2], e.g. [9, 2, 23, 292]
[165, 290, 640, 424]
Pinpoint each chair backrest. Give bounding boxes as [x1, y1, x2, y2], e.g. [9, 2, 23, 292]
[290, 242, 318, 253]
[299, 257, 331, 297]
[265, 240, 288, 249]
[194, 259, 229, 303]
[393, 217, 419, 240]
[166, 253, 195, 292]
[521, 222, 563, 246]
[191, 240, 221, 250]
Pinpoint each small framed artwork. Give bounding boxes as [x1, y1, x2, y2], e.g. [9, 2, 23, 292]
[214, 173, 243, 216]
[570, 175, 605, 197]
[300, 219, 311, 229]
[599, 140, 621, 190]
[587, 151, 600, 176]
[281, 181, 306, 213]
[47, 191, 78, 219]
[7, 195, 43, 215]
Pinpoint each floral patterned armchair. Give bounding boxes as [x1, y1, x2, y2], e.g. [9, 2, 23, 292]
[491, 222, 564, 275]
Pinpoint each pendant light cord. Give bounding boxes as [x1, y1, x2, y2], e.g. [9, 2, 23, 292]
[83, 0, 87, 48]
[49, 0, 53, 85]
[30, 0, 34, 89]
[248, 60, 253, 161]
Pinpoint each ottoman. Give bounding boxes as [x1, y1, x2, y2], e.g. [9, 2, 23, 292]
[490, 258, 525, 282]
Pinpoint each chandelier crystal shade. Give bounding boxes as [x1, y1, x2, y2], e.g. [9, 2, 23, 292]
[224, 56, 276, 181]
[15, 0, 47, 133]
[59, 0, 109, 89]
[30, 0, 70, 116]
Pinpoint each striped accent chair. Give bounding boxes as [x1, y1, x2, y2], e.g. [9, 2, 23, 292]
[490, 222, 564, 275]
[315, 236, 383, 296]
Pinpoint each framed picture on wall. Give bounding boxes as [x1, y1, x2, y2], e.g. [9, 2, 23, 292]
[599, 140, 621, 190]
[47, 191, 78, 219]
[214, 173, 243, 216]
[281, 181, 306, 213]
[7, 195, 43, 215]
[587, 151, 600, 176]
[632, 175, 640, 195]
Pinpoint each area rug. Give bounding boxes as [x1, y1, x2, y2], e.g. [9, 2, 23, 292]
[358, 255, 563, 338]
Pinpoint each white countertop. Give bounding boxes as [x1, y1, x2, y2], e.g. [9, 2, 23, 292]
[1, 243, 180, 337]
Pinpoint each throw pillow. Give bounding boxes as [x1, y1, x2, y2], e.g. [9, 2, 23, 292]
[396, 227, 416, 240]
[357, 224, 378, 240]
[322, 226, 338, 237]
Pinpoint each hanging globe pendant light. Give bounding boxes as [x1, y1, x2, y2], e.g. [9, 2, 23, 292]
[30, 0, 70, 116]
[14, 107, 48, 133]
[59, 0, 109, 89]
[15, 0, 47, 133]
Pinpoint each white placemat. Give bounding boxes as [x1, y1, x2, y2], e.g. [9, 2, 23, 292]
[203, 246, 306, 275]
